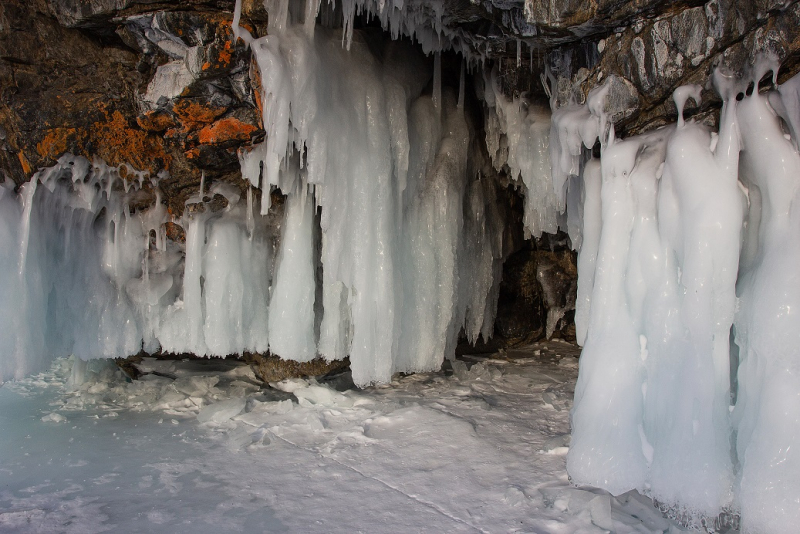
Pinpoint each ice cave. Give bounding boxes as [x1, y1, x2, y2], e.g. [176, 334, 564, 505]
[0, 0, 799, 532]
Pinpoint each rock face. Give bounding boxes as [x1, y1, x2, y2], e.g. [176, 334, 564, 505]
[0, 0, 264, 214]
[494, 232, 577, 346]
[0, 0, 794, 360]
[244, 353, 350, 383]
[5, 0, 797, 193]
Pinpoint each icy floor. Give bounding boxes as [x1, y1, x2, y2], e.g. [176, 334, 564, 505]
[0, 342, 688, 533]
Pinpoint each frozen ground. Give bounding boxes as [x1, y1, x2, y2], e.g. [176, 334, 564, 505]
[0, 342, 687, 533]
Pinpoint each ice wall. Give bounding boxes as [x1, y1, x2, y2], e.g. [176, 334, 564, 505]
[733, 63, 800, 533]
[0, 155, 282, 383]
[561, 59, 800, 531]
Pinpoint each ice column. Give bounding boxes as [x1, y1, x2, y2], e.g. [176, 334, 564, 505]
[268, 184, 317, 362]
[733, 64, 800, 532]
[567, 77, 744, 516]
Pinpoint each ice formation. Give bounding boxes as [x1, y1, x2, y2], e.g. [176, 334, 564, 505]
[0, 1, 508, 388]
[483, 69, 559, 238]
[3, 0, 800, 530]
[235, 3, 507, 385]
[559, 57, 800, 531]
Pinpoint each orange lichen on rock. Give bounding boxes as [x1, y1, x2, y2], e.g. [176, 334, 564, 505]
[217, 39, 233, 67]
[91, 107, 172, 173]
[36, 127, 81, 160]
[202, 27, 234, 72]
[250, 58, 264, 126]
[17, 151, 32, 175]
[172, 100, 226, 132]
[198, 117, 256, 145]
[137, 110, 176, 132]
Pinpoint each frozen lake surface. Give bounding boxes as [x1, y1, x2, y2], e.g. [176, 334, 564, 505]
[0, 342, 684, 533]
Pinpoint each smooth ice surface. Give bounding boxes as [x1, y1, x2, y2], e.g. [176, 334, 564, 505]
[0, 344, 685, 533]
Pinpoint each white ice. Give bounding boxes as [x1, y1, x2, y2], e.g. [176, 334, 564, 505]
[562, 57, 800, 531]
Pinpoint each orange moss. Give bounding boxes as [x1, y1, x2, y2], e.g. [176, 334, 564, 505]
[184, 147, 200, 160]
[198, 117, 256, 145]
[36, 127, 80, 160]
[172, 100, 226, 132]
[91, 107, 172, 173]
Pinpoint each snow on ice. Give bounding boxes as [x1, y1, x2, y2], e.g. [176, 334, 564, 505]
[0, 344, 685, 533]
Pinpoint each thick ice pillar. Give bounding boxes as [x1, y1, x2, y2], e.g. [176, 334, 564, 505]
[734, 68, 800, 532]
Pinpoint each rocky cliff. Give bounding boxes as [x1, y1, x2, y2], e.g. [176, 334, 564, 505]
[4, 0, 797, 202]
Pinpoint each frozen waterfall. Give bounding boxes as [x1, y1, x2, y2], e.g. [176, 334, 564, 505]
[0, 18, 508, 388]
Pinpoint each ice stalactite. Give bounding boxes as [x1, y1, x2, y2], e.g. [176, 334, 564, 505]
[237, 8, 507, 385]
[645, 75, 742, 514]
[482, 69, 558, 239]
[268, 184, 317, 363]
[0, 153, 285, 381]
[567, 79, 743, 515]
[573, 158, 600, 346]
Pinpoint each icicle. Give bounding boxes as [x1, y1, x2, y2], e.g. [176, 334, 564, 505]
[485, 68, 558, 237]
[457, 60, 465, 110]
[264, 0, 290, 34]
[231, 0, 253, 45]
[341, 0, 356, 50]
[183, 214, 207, 355]
[268, 184, 317, 362]
[17, 179, 37, 280]
[432, 51, 441, 119]
[673, 84, 701, 129]
[246, 185, 255, 240]
[304, 0, 321, 37]
[516, 39, 521, 68]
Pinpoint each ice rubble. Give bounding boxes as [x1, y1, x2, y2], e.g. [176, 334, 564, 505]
[0, 3, 508, 388]
[555, 57, 800, 531]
